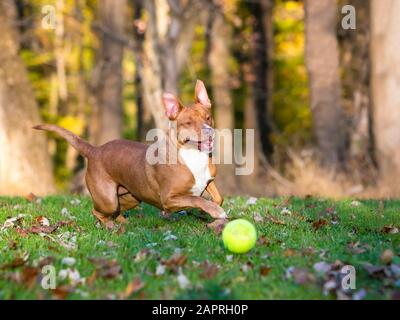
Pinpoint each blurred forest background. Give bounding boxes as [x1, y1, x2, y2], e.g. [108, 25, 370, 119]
[0, 0, 399, 198]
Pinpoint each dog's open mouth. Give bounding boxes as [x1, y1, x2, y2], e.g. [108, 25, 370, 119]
[186, 136, 214, 153]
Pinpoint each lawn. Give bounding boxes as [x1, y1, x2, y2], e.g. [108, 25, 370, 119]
[0, 195, 399, 300]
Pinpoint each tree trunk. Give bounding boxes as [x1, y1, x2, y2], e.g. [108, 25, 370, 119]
[247, 0, 274, 160]
[0, 1, 55, 195]
[207, 5, 236, 194]
[338, 0, 375, 180]
[139, 0, 206, 132]
[370, 0, 400, 184]
[305, 0, 346, 167]
[90, 0, 126, 145]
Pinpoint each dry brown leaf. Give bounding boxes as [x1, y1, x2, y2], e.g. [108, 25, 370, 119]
[266, 214, 286, 225]
[259, 266, 272, 277]
[257, 236, 270, 246]
[380, 249, 394, 265]
[312, 219, 328, 231]
[20, 220, 73, 235]
[163, 253, 187, 267]
[134, 248, 151, 262]
[35, 216, 50, 226]
[291, 268, 315, 285]
[200, 261, 219, 280]
[117, 224, 126, 235]
[25, 193, 39, 203]
[283, 248, 298, 257]
[121, 277, 145, 299]
[8, 240, 18, 250]
[301, 247, 316, 256]
[0, 255, 28, 269]
[347, 242, 369, 254]
[381, 225, 399, 234]
[89, 258, 122, 279]
[52, 285, 72, 300]
[21, 266, 39, 289]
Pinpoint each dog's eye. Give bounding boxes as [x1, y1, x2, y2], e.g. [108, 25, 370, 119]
[206, 115, 211, 121]
[185, 121, 192, 126]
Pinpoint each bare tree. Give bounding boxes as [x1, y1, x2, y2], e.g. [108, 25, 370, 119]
[207, 2, 236, 193]
[305, 0, 346, 167]
[0, 1, 55, 195]
[247, 0, 274, 160]
[338, 0, 375, 178]
[370, 0, 400, 184]
[138, 0, 207, 131]
[90, 0, 126, 145]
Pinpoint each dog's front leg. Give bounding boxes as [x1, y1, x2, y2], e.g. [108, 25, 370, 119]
[205, 180, 223, 206]
[161, 195, 227, 220]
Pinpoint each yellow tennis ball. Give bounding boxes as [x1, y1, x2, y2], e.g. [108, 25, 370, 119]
[222, 219, 257, 254]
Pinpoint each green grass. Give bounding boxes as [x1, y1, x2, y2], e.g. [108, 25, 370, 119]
[0, 196, 399, 300]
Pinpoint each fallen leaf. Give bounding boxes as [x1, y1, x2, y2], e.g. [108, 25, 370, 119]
[266, 214, 286, 225]
[381, 225, 399, 234]
[350, 200, 361, 207]
[363, 263, 386, 278]
[37, 256, 55, 268]
[259, 266, 272, 277]
[7, 240, 18, 250]
[58, 268, 84, 286]
[89, 258, 121, 279]
[313, 261, 331, 274]
[1, 214, 26, 231]
[353, 289, 367, 300]
[257, 235, 270, 246]
[61, 257, 76, 266]
[21, 266, 39, 289]
[121, 277, 145, 299]
[312, 219, 328, 231]
[22, 220, 73, 235]
[35, 216, 50, 227]
[286, 267, 315, 285]
[25, 193, 39, 203]
[163, 252, 187, 267]
[347, 241, 369, 254]
[283, 248, 297, 257]
[134, 249, 151, 262]
[177, 268, 191, 289]
[381, 249, 394, 265]
[246, 197, 258, 205]
[155, 264, 166, 276]
[301, 247, 316, 256]
[52, 285, 72, 300]
[70, 199, 81, 206]
[117, 224, 126, 235]
[280, 207, 292, 215]
[1, 253, 29, 269]
[200, 261, 219, 279]
[163, 230, 178, 241]
[253, 212, 264, 223]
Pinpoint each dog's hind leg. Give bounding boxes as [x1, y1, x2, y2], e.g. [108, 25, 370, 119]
[116, 186, 141, 223]
[86, 174, 119, 227]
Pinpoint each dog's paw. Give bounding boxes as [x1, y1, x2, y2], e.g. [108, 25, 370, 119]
[218, 211, 227, 219]
[207, 218, 228, 235]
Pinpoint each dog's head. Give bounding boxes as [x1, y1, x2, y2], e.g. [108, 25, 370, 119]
[162, 80, 214, 153]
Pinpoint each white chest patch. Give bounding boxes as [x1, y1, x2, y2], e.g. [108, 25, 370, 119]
[179, 148, 212, 196]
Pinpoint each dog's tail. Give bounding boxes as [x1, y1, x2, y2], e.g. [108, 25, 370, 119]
[33, 124, 94, 158]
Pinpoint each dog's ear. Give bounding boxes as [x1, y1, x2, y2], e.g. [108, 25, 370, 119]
[163, 93, 183, 120]
[195, 80, 211, 107]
